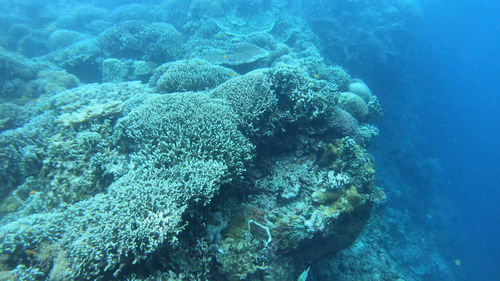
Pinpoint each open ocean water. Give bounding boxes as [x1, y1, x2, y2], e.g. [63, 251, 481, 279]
[407, 1, 500, 280]
[0, 0, 498, 280]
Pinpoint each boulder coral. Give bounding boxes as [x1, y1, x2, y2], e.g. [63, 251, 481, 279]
[338, 91, 369, 121]
[349, 79, 373, 102]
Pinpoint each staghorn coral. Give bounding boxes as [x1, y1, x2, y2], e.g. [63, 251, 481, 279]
[113, 92, 254, 179]
[0, 82, 150, 216]
[0, 159, 228, 279]
[211, 68, 277, 138]
[211, 64, 383, 146]
[149, 59, 235, 93]
[267, 65, 339, 123]
[0, 85, 255, 279]
[211, 64, 348, 143]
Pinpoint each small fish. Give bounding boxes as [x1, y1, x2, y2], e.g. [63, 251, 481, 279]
[297, 266, 310, 281]
[223, 55, 228, 59]
[26, 249, 39, 256]
[455, 259, 461, 266]
[313, 74, 320, 79]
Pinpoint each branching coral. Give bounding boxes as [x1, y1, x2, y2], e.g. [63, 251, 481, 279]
[149, 59, 235, 93]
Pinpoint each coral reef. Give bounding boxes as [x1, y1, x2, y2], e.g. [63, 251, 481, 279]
[0, 48, 36, 101]
[303, 0, 422, 75]
[102, 59, 157, 83]
[338, 92, 369, 122]
[149, 59, 235, 93]
[48, 29, 85, 50]
[189, 42, 270, 73]
[0, 64, 382, 280]
[28, 70, 80, 96]
[211, 136, 375, 280]
[210, 68, 277, 138]
[0, 1, 455, 281]
[96, 20, 184, 63]
[349, 79, 373, 102]
[0, 84, 255, 280]
[102, 58, 129, 83]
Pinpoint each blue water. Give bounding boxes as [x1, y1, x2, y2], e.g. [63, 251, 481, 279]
[0, 0, 498, 280]
[411, 1, 500, 280]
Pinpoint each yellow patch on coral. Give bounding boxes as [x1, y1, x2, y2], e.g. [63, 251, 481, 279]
[317, 140, 343, 168]
[345, 186, 363, 208]
[366, 158, 375, 176]
[224, 212, 249, 239]
[312, 189, 341, 204]
[321, 186, 365, 217]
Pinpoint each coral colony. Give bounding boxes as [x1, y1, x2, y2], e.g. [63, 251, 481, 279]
[0, 1, 452, 281]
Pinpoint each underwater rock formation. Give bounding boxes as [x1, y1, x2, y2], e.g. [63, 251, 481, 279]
[0, 0, 435, 279]
[0, 62, 382, 280]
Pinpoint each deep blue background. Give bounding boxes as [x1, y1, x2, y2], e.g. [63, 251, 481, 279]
[412, 1, 500, 280]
